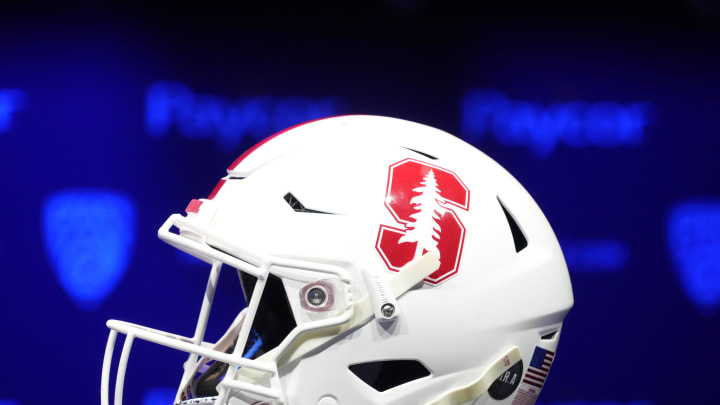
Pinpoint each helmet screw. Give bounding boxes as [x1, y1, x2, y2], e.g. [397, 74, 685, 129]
[381, 303, 395, 318]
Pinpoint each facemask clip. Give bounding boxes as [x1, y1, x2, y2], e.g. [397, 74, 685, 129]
[363, 271, 400, 322]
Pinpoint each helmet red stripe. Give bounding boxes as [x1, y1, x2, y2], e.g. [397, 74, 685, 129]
[207, 179, 226, 200]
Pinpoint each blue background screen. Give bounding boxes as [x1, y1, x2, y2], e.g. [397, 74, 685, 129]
[0, 3, 718, 405]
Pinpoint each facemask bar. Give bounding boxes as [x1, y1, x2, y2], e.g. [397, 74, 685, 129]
[180, 306, 247, 399]
[102, 213, 358, 405]
[101, 316, 279, 405]
[214, 264, 272, 404]
[176, 260, 222, 402]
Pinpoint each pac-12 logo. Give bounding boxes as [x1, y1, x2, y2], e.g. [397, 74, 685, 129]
[376, 158, 470, 284]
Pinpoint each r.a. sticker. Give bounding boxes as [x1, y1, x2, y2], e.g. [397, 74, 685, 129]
[489, 360, 523, 400]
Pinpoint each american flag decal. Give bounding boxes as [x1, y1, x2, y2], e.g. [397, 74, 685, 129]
[523, 347, 555, 388]
[510, 346, 556, 405]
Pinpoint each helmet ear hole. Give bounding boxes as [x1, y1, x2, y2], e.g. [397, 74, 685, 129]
[348, 360, 431, 392]
[299, 280, 336, 312]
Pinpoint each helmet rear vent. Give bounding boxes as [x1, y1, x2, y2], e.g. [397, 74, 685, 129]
[349, 359, 431, 392]
[283, 192, 333, 214]
[541, 330, 558, 340]
[403, 147, 438, 160]
[497, 197, 528, 253]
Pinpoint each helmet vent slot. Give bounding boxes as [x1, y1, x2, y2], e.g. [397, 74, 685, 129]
[283, 192, 333, 214]
[348, 359, 431, 392]
[403, 147, 438, 160]
[497, 197, 528, 253]
[541, 330, 558, 340]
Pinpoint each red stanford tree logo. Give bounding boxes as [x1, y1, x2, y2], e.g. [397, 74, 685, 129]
[376, 158, 470, 284]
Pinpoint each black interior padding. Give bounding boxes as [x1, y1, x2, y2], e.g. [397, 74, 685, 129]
[238, 272, 297, 359]
[239, 270, 257, 300]
[349, 360, 431, 392]
[497, 197, 528, 252]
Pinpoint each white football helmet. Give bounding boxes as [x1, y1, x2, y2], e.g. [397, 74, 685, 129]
[102, 115, 573, 405]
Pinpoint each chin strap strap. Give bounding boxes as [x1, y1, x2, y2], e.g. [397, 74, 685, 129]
[425, 346, 522, 405]
[276, 253, 441, 365]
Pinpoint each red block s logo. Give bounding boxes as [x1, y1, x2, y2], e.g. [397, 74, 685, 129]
[376, 159, 470, 284]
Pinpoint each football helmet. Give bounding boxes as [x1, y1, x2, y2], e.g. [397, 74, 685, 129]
[102, 115, 573, 405]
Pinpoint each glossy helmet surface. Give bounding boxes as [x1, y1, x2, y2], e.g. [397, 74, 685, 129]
[102, 115, 573, 405]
